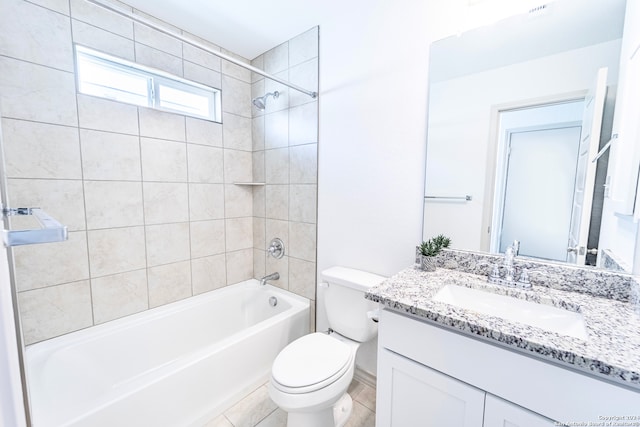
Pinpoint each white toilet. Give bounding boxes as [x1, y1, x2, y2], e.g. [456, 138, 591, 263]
[268, 266, 385, 427]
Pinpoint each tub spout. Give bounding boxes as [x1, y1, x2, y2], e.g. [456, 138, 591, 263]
[260, 272, 280, 286]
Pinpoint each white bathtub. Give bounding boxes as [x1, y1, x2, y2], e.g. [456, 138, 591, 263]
[25, 280, 310, 427]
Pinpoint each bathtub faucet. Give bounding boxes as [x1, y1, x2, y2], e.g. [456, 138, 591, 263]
[260, 272, 280, 286]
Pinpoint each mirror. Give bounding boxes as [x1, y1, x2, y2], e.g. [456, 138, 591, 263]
[423, 0, 627, 269]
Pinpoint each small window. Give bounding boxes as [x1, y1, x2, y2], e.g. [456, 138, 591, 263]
[75, 45, 221, 122]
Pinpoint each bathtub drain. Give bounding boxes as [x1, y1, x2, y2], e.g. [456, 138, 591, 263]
[269, 296, 278, 307]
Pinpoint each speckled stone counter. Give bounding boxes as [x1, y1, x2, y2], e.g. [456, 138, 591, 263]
[365, 254, 640, 390]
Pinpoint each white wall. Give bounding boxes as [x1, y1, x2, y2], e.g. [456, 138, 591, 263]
[316, 0, 465, 375]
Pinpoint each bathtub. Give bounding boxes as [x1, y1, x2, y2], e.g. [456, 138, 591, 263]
[25, 280, 310, 427]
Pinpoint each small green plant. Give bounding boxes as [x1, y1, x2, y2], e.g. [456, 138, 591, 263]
[419, 234, 451, 257]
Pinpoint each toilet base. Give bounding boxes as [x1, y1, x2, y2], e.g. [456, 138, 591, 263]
[286, 393, 353, 427]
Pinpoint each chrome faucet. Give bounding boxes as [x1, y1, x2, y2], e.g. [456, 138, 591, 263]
[260, 272, 280, 286]
[488, 240, 531, 288]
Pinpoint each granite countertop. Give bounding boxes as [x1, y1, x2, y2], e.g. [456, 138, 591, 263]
[365, 266, 640, 389]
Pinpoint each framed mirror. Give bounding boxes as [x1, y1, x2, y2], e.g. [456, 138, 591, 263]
[422, 0, 627, 270]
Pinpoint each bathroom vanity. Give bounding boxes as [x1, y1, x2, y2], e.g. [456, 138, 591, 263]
[366, 251, 640, 426]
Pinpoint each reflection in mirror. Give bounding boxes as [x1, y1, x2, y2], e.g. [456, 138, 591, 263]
[423, 0, 626, 270]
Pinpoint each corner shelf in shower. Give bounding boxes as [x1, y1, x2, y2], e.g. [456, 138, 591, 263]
[233, 182, 266, 186]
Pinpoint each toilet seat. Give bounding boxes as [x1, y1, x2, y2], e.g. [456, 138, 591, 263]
[271, 333, 354, 394]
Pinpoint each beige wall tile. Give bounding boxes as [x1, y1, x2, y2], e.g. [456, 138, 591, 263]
[253, 218, 266, 251]
[28, 0, 69, 15]
[252, 116, 265, 150]
[264, 43, 289, 75]
[253, 186, 266, 218]
[140, 137, 187, 182]
[134, 42, 183, 76]
[289, 102, 318, 146]
[77, 94, 139, 135]
[184, 61, 222, 89]
[2, 119, 81, 179]
[289, 258, 316, 300]
[252, 151, 265, 183]
[183, 44, 221, 72]
[80, 129, 141, 181]
[191, 254, 226, 295]
[7, 179, 86, 232]
[186, 117, 223, 146]
[264, 110, 289, 149]
[265, 148, 289, 184]
[70, 0, 133, 38]
[266, 219, 289, 248]
[289, 143, 317, 184]
[251, 55, 264, 83]
[146, 223, 190, 266]
[0, 0, 73, 71]
[148, 261, 191, 308]
[85, 181, 144, 229]
[18, 281, 93, 345]
[88, 226, 146, 277]
[289, 222, 316, 262]
[224, 150, 252, 183]
[253, 249, 266, 280]
[91, 269, 148, 324]
[226, 249, 253, 285]
[187, 144, 224, 183]
[221, 75, 251, 118]
[224, 184, 253, 218]
[265, 185, 288, 221]
[290, 185, 317, 223]
[289, 58, 319, 108]
[289, 27, 319, 67]
[13, 231, 90, 292]
[133, 23, 182, 57]
[221, 49, 251, 82]
[222, 113, 252, 151]
[143, 183, 189, 224]
[226, 217, 253, 252]
[72, 19, 135, 61]
[188, 183, 225, 221]
[190, 220, 226, 258]
[139, 108, 186, 142]
[0, 57, 77, 126]
[265, 255, 288, 290]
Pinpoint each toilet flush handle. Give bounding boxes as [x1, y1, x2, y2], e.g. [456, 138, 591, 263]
[367, 309, 380, 323]
[319, 281, 329, 288]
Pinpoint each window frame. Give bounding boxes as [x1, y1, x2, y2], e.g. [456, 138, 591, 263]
[75, 45, 222, 123]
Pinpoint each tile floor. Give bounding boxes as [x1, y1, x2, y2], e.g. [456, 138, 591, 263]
[202, 378, 376, 427]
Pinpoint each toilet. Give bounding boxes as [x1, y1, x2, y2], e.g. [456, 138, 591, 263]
[268, 266, 385, 427]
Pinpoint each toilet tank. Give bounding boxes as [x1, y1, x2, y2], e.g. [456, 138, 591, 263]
[321, 266, 386, 342]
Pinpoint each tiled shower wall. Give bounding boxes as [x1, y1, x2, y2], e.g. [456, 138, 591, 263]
[251, 28, 319, 331]
[0, 0, 318, 344]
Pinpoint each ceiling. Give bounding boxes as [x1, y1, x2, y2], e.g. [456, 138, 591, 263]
[122, 0, 339, 60]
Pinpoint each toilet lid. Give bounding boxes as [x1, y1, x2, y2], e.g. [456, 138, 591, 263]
[272, 333, 352, 392]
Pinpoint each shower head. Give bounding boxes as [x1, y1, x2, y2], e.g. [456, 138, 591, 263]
[252, 91, 279, 111]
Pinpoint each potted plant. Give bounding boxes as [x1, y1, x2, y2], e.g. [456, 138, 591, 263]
[417, 234, 451, 272]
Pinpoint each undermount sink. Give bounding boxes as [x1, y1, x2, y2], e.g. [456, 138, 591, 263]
[433, 284, 588, 340]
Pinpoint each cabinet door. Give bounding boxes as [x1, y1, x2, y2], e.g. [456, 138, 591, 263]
[377, 349, 485, 427]
[483, 395, 555, 427]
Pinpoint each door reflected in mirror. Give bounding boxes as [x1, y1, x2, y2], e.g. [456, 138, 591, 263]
[423, 0, 626, 270]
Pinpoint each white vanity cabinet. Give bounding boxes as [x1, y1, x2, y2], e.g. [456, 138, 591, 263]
[376, 309, 640, 427]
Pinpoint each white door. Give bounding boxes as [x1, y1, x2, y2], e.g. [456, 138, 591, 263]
[567, 67, 608, 264]
[376, 348, 485, 427]
[500, 125, 582, 261]
[483, 395, 556, 427]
